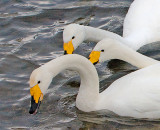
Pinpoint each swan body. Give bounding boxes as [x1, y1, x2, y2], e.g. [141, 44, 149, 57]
[89, 38, 159, 68]
[123, 0, 160, 49]
[98, 63, 160, 119]
[29, 54, 160, 119]
[63, 0, 160, 54]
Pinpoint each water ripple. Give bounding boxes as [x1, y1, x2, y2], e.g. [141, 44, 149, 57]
[2, 0, 160, 129]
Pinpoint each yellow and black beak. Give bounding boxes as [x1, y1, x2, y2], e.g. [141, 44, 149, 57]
[29, 84, 43, 115]
[89, 51, 101, 65]
[63, 40, 74, 55]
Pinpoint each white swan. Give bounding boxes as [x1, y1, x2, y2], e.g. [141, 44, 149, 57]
[29, 54, 160, 119]
[89, 38, 159, 68]
[63, 0, 160, 54]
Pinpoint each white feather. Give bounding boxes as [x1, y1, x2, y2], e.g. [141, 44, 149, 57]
[30, 54, 160, 119]
[63, 0, 160, 51]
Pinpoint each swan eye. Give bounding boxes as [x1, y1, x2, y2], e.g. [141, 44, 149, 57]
[101, 49, 104, 52]
[37, 81, 41, 84]
[72, 36, 75, 39]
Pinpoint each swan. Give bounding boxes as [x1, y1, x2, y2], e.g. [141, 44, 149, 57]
[29, 54, 160, 119]
[63, 0, 160, 54]
[89, 38, 159, 68]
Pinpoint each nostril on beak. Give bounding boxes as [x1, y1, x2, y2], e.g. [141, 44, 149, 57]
[64, 50, 67, 55]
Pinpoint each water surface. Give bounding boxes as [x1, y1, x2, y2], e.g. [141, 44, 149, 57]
[1, 0, 160, 129]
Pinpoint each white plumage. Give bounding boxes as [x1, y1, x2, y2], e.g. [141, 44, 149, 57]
[30, 54, 160, 119]
[63, 0, 160, 51]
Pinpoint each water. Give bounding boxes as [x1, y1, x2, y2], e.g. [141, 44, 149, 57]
[1, 0, 160, 129]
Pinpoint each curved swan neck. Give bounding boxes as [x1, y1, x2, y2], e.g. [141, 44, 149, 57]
[115, 43, 159, 68]
[83, 26, 140, 50]
[84, 26, 122, 42]
[42, 54, 99, 111]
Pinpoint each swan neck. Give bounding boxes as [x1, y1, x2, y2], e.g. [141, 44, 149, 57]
[84, 26, 122, 42]
[116, 44, 159, 68]
[43, 55, 99, 111]
[84, 26, 141, 50]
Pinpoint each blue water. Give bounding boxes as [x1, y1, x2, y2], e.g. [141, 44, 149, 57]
[1, 0, 160, 129]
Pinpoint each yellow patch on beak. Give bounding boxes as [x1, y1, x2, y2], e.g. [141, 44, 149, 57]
[30, 84, 43, 103]
[89, 51, 101, 64]
[63, 40, 74, 54]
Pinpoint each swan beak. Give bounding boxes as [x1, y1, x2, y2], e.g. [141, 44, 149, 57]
[89, 51, 100, 65]
[63, 40, 74, 54]
[29, 84, 43, 115]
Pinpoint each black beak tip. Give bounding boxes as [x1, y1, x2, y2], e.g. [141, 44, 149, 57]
[29, 109, 34, 114]
[93, 62, 97, 65]
[64, 50, 67, 55]
[29, 96, 41, 115]
[93, 60, 99, 65]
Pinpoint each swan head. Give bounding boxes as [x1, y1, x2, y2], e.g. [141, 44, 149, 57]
[29, 67, 52, 115]
[63, 24, 85, 54]
[89, 38, 120, 64]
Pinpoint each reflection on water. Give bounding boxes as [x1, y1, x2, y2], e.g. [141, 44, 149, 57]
[1, 0, 160, 129]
